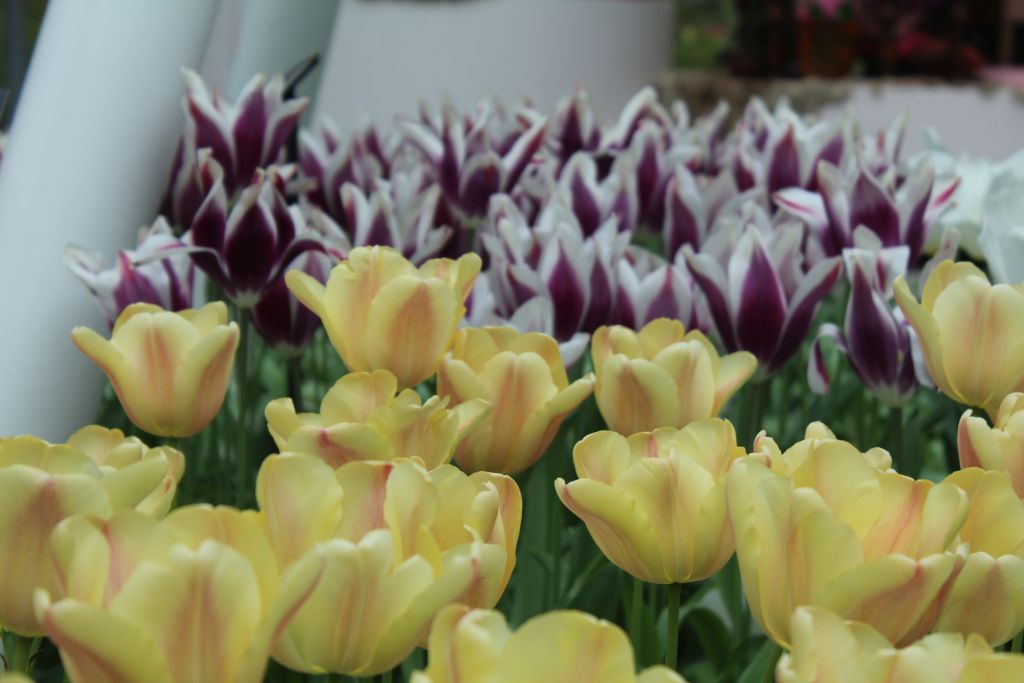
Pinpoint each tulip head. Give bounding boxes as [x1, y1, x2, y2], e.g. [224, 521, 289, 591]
[959, 393, 1024, 497]
[35, 506, 324, 683]
[0, 433, 178, 635]
[288, 246, 481, 388]
[253, 250, 336, 357]
[592, 319, 755, 436]
[256, 455, 521, 676]
[895, 260, 1024, 416]
[727, 426, 968, 647]
[557, 419, 742, 583]
[411, 605, 687, 683]
[64, 217, 195, 329]
[777, 606, 1024, 683]
[265, 369, 488, 469]
[936, 468, 1024, 645]
[72, 302, 239, 438]
[438, 327, 594, 474]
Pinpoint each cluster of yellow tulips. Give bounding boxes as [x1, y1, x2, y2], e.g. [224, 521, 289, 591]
[5, 245, 1024, 682]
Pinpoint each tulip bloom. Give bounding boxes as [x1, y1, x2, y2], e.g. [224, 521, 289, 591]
[777, 606, 1024, 683]
[727, 425, 968, 647]
[64, 217, 195, 329]
[895, 260, 1024, 416]
[177, 69, 308, 196]
[189, 167, 325, 307]
[684, 206, 842, 375]
[437, 327, 594, 474]
[253, 250, 336, 357]
[411, 605, 686, 683]
[35, 506, 325, 683]
[257, 455, 521, 676]
[265, 369, 488, 469]
[556, 419, 742, 584]
[288, 246, 481, 388]
[65, 425, 185, 517]
[937, 468, 1024, 645]
[959, 393, 1024, 497]
[592, 319, 755, 436]
[72, 302, 239, 438]
[809, 236, 923, 405]
[298, 119, 391, 218]
[0, 434, 178, 635]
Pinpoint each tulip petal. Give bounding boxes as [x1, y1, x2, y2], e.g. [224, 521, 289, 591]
[35, 592, 173, 683]
[937, 553, 1024, 646]
[596, 356, 682, 435]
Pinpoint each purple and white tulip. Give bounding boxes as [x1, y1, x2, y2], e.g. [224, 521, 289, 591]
[188, 166, 322, 307]
[253, 249, 337, 357]
[613, 246, 703, 331]
[557, 152, 639, 236]
[774, 159, 958, 263]
[305, 170, 452, 264]
[65, 217, 194, 328]
[400, 100, 547, 222]
[808, 231, 927, 405]
[180, 69, 308, 196]
[298, 118, 392, 218]
[661, 163, 746, 259]
[683, 203, 843, 376]
[162, 147, 225, 231]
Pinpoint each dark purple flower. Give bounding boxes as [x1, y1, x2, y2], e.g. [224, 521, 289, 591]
[253, 250, 337, 357]
[180, 69, 308, 196]
[557, 152, 639, 236]
[808, 234, 927, 405]
[188, 166, 323, 307]
[162, 147, 225, 231]
[612, 247, 703, 331]
[65, 217, 194, 328]
[298, 119, 392, 218]
[684, 203, 842, 375]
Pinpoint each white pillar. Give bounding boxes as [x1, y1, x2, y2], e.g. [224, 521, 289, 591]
[0, 0, 220, 440]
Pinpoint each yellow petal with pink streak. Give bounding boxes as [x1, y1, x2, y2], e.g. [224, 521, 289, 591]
[596, 356, 682, 436]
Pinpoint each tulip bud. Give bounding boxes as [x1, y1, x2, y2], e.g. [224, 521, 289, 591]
[253, 250, 335, 357]
[777, 606, 1024, 683]
[72, 302, 239, 438]
[958, 393, 1024, 497]
[592, 319, 755, 436]
[288, 246, 481, 388]
[895, 260, 1024, 416]
[64, 217, 195, 329]
[0, 433, 176, 635]
[727, 425, 969, 647]
[35, 506, 325, 683]
[265, 369, 488, 469]
[298, 118, 390, 218]
[557, 419, 742, 583]
[411, 605, 687, 683]
[257, 455, 521, 676]
[437, 327, 594, 474]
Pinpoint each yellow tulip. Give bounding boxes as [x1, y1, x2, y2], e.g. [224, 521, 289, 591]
[894, 260, 1024, 416]
[411, 605, 687, 683]
[0, 433, 175, 636]
[71, 301, 239, 437]
[437, 327, 593, 475]
[265, 369, 488, 469]
[65, 425, 185, 517]
[778, 606, 1024, 683]
[727, 424, 969, 647]
[555, 419, 742, 584]
[256, 454, 521, 676]
[287, 246, 481, 388]
[34, 506, 325, 683]
[937, 468, 1024, 645]
[959, 393, 1024, 497]
[591, 319, 756, 436]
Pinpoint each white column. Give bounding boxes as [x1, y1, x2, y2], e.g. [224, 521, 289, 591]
[0, 0, 220, 440]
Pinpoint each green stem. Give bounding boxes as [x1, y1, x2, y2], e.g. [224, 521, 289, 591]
[741, 380, 769, 448]
[235, 307, 252, 508]
[1013, 629, 1023, 653]
[546, 451, 563, 610]
[665, 583, 682, 670]
[287, 356, 304, 414]
[8, 635, 40, 674]
[890, 404, 904, 473]
[629, 577, 644, 648]
[380, 670, 393, 683]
